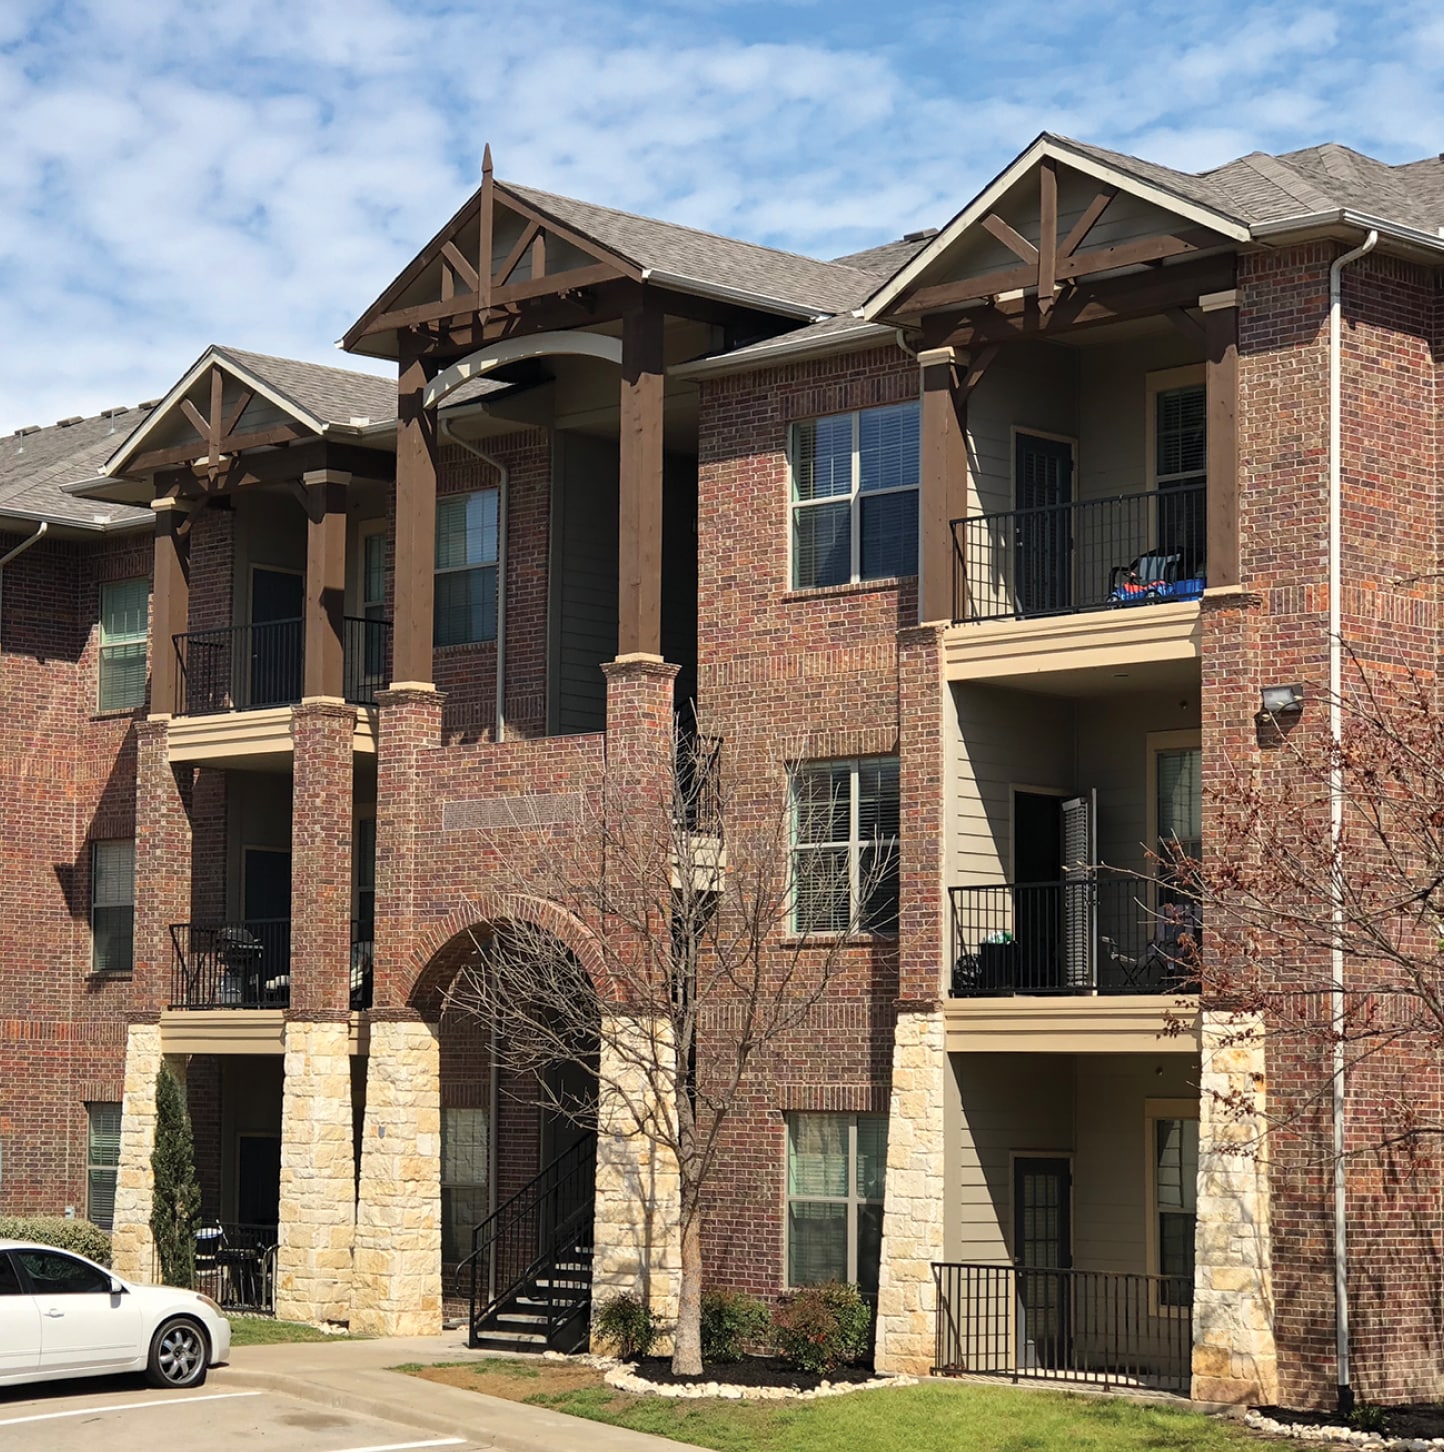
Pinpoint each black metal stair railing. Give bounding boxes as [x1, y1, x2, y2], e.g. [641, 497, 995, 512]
[460, 1137, 597, 1350]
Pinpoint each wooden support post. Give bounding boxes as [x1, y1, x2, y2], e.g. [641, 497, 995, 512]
[1202, 291, 1239, 589]
[393, 344, 438, 686]
[302, 469, 350, 699]
[149, 498, 192, 715]
[918, 347, 970, 626]
[1038, 157, 1058, 317]
[618, 294, 665, 658]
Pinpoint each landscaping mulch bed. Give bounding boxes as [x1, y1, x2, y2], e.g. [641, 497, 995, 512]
[632, 1354, 877, 1392]
[1256, 1403, 1444, 1441]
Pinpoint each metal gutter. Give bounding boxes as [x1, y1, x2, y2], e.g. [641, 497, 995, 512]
[0, 502, 148, 534]
[1251, 209, 1444, 259]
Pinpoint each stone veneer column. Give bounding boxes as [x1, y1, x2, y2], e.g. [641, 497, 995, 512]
[1191, 1010, 1278, 1405]
[590, 1012, 682, 1341]
[351, 1018, 441, 1335]
[874, 1008, 948, 1374]
[290, 699, 356, 1012]
[110, 1023, 165, 1281]
[275, 1020, 356, 1324]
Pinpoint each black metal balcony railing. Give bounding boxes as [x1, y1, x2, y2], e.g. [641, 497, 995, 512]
[184, 1223, 277, 1314]
[950, 872, 1199, 997]
[675, 732, 724, 837]
[170, 919, 293, 1009]
[934, 1262, 1191, 1393]
[173, 616, 392, 716]
[952, 483, 1206, 623]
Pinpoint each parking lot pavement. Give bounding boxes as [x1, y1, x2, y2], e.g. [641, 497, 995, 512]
[0, 1377, 480, 1452]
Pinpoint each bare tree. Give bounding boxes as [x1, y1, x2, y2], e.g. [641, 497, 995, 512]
[446, 725, 894, 1375]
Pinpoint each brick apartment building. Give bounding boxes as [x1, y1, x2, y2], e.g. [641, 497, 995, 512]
[3, 131, 1444, 1409]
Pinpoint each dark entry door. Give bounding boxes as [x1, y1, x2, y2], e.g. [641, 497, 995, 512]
[250, 568, 303, 707]
[237, 1135, 281, 1227]
[243, 848, 292, 1003]
[1014, 1156, 1072, 1369]
[1013, 791, 1063, 991]
[1014, 435, 1074, 617]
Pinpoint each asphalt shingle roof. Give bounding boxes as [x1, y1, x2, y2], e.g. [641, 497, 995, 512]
[214, 346, 398, 426]
[0, 411, 151, 529]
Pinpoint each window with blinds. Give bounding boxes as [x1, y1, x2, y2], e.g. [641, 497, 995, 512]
[91, 839, 134, 974]
[98, 578, 148, 712]
[1156, 747, 1202, 863]
[434, 490, 499, 646]
[86, 1101, 122, 1229]
[1153, 1115, 1198, 1305]
[791, 757, 899, 934]
[1155, 385, 1206, 568]
[440, 1105, 489, 1264]
[786, 1113, 887, 1291]
[791, 402, 918, 589]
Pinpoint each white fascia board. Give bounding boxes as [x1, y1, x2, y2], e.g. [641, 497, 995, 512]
[670, 322, 895, 379]
[1250, 208, 1444, 259]
[0, 503, 148, 534]
[639, 267, 828, 321]
[862, 136, 1251, 320]
[102, 347, 327, 477]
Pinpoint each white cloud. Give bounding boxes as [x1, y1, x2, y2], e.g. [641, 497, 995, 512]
[0, 0, 1439, 432]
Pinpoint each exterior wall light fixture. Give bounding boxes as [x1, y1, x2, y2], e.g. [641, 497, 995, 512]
[1260, 683, 1305, 715]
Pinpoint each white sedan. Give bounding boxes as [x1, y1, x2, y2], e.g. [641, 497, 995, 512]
[0, 1239, 231, 1390]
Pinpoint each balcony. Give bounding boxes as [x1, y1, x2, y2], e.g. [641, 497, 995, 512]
[952, 483, 1205, 624]
[172, 616, 393, 716]
[950, 872, 1198, 999]
[169, 919, 374, 1011]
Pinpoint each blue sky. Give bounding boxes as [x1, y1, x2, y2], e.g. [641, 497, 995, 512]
[1, 0, 1441, 434]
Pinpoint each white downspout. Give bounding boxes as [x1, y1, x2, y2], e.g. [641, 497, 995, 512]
[1328, 227, 1376, 1416]
[439, 418, 509, 744]
[0, 519, 49, 649]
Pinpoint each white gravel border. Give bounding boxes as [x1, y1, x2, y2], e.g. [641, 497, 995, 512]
[586, 1356, 915, 1401]
[1245, 1409, 1444, 1449]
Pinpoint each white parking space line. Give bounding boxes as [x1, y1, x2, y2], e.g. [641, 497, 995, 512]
[0, 1389, 262, 1427]
[326, 1441, 465, 1452]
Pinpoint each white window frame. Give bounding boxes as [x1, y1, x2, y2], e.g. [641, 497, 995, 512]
[434, 487, 500, 646]
[1144, 1097, 1199, 1316]
[86, 1101, 122, 1230]
[90, 838, 135, 975]
[97, 577, 149, 712]
[784, 1112, 888, 1290]
[789, 402, 919, 589]
[1144, 365, 1207, 494]
[790, 756, 900, 936]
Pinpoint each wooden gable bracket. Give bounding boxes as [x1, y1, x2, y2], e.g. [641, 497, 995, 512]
[126, 364, 302, 479]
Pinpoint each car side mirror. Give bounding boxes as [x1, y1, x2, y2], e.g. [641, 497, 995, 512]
[108, 1276, 126, 1295]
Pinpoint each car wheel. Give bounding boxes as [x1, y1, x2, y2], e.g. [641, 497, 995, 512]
[145, 1317, 209, 1389]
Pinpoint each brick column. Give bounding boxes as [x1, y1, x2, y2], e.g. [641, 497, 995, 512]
[290, 699, 356, 1012]
[373, 687, 443, 1010]
[352, 1017, 441, 1335]
[276, 1020, 356, 1324]
[133, 718, 191, 1009]
[602, 652, 678, 793]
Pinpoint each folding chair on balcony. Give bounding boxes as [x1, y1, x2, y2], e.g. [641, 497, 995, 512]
[1107, 551, 1181, 607]
[1100, 900, 1200, 991]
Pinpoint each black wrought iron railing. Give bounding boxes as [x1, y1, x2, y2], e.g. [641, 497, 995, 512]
[343, 616, 392, 707]
[351, 919, 374, 1010]
[173, 615, 392, 715]
[170, 919, 293, 1009]
[951, 483, 1206, 623]
[461, 1137, 596, 1350]
[934, 1262, 1192, 1393]
[950, 872, 1200, 997]
[188, 1222, 278, 1314]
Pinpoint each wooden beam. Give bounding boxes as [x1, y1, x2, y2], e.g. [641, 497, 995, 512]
[126, 424, 303, 476]
[392, 345, 438, 686]
[150, 499, 191, 715]
[220, 387, 254, 440]
[152, 442, 394, 497]
[618, 293, 665, 658]
[1038, 158, 1058, 317]
[959, 342, 1001, 399]
[530, 229, 546, 280]
[1058, 227, 1219, 279]
[491, 219, 540, 291]
[440, 240, 479, 294]
[918, 348, 969, 625]
[1060, 187, 1118, 259]
[1164, 306, 1206, 346]
[981, 213, 1038, 265]
[490, 261, 626, 307]
[1204, 302, 1239, 589]
[302, 471, 350, 699]
[480, 143, 494, 311]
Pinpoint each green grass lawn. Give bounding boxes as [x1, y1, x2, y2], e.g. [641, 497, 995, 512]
[227, 1317, 355, 1346]
[403, 1359, 1255, 1452]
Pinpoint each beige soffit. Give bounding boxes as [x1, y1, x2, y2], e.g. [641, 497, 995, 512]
[944, 995, 1202, 1054]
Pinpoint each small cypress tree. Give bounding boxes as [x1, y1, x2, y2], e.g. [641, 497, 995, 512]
[150, 1062, 201, 1288]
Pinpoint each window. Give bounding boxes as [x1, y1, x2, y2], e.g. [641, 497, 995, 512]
[91, 839, 134, 974]
[1154, 383, 1206, 571]
[786, 1113, 887, 1292]
[791, 757, 900, 934]
[791, 402, 919, 588]
[14, 1248, 111, 1295]
[86, 1102, 122, 1230]
[98, 578, 148, 711]
[440, 1105, 489, 1263]
[1150, 1113, 1199, 1308]
[435, 490, 499, 646]
[0, 1254, 21, 1296]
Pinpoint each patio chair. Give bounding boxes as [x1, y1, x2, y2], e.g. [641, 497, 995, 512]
[1108, 551, 1181, 606]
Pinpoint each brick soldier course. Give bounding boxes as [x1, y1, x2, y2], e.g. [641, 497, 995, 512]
[4, 131, 1444, 1410]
